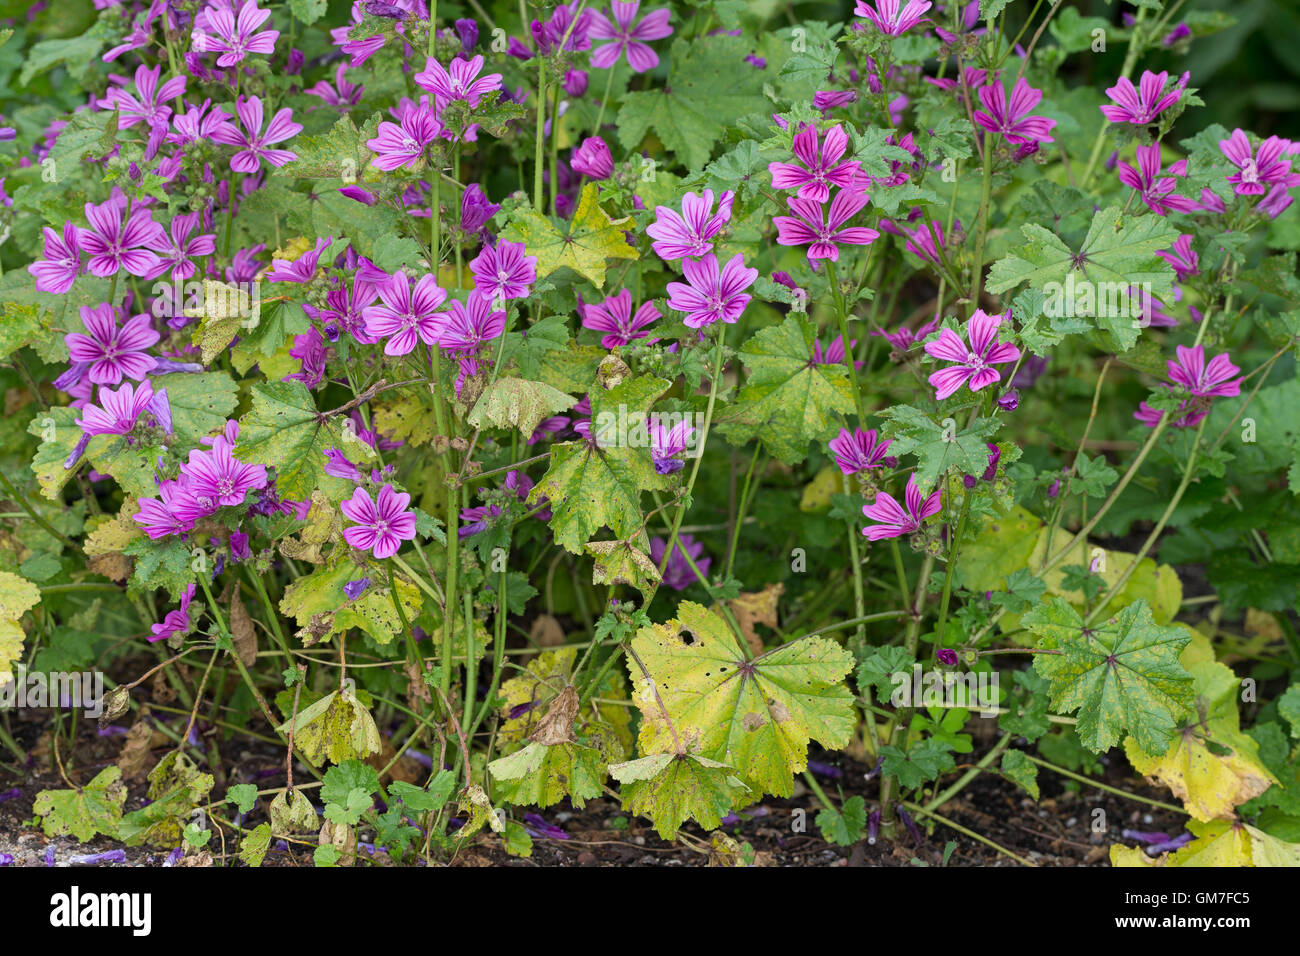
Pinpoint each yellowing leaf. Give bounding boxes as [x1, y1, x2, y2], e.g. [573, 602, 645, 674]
[501, 183, 638, 289]
[586, 536, 661, 601]
[466, 377, 576, 439]
[1123, 660, 1277, 821]
[33, 766, 127, 842]
[1111, 819, 1300, 867]
[610, 752, 749, 840]
[497, 647, 633, 755]
[488, 741, 607, 809]
[629, 602, 856, 800]
[0, 570, 41, 683]
[276, 688, 381, 767]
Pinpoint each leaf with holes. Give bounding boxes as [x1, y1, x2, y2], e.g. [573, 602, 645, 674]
[628, 602, 856, 800]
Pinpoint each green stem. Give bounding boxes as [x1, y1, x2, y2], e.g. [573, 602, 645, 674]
[0, 469, 78, 551]
[534, 59, 548, 210]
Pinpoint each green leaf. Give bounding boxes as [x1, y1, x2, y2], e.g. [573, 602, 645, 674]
[288, 0, 327, 24]
[856, 645, 916, 705]
[985, 207, 1178, 350]
[239, 823, 273, 866]
[1024, 598, 1194, 754]
[530, 374, 671, 553]
[118, 752, 214, 847]
[500, 183, 638, 290]
[388, 772, 457, 813]
[276, 114, 364, 180]
[1000, 750, 1040, 799]
[153, 371, 238, 445]
[488, 741, 607, 809]
[321, 760, 380, 807]
[629, 602, 857, 799]
[876, 405, 1001, 488]
[33, 766, 126, 842]
[235, 381, 351, 501]
[716, 314, 856, 464]
[616, 35, 768, 171]
[28, 406, 82, 500]
[123, 536, 192, 601]
[226, 784, 259, 815]
[466, 377, 576, 439]
[816, 794, 867, 846]
[610, 752, 749, 840]
[879, 739, 956, 790]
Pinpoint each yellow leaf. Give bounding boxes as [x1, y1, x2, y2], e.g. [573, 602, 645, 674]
[1123, 660, 1277, 821]
[501, 183, 638, 289]
[0, 570, 40, 684]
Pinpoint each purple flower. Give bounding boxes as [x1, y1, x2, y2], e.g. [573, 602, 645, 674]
[810, 335, 862, 370]
[900, 219, 948, 266]
[267, 236, 333, 283]
[438, 291, 506, 354]
[649, 418, 694, 474]
[1118, 144, 1198, 215]
[924, 309, 1021, 401]
[773, 188, 878, 261]
[369, 98, 444, 170]
[210, 96, 301, 173]
[588, 1, 672, 73]
[287, 326, 328, 388]
[28, 222, 81, 294]
[650, 534, 710, 591]
[414, 54, 503, 109]
[182, 433, 268, 511]
[150, 583, 196, 642]
[854, 0, 931, 36]
[564, 69, 589, 96]
[580, 288, 660, 347]
[1134, 346, 1242, 429]
[169, 98, 237, 146]
[65, 305, 159, 385]
[340, 484, 417, 559]
[134, 478, 204, 539]
[147, 212, 217, 281]
[665, 253, 758, 329]
[1163, 23, 1192, 46]
[324, 448, 364, 482]
[1156, 234, 1199, 280]
[469, 239, 536, 302]
[459, 183, 501, 235]
[192, 0, 280, 67]
[813, 89, 857, 111]
[1166, 344, 1242, 398]
[828, 427, 891, 475]
[874, 318, 939, 353]
[1100, 70, 1188, 126]
[344, 577, 371, 600]
[77, 380, 156, 437]
[768, 124, 862, 203]
[459, 503, 503, 538]
[936, 648, 959, 666]
[306, 63, 363, 111]
[362, 271, 449, 356]
[862, 474, 942, 540]
[99, 64, 186, 130]
[973, 77, 1056, 147]
[78, 197, 165, 278]
[997, 390, 1019, 411]
[570, 136, 614, 179]
[645, 189, 734, 261]
[1219, 129, 1295, 197]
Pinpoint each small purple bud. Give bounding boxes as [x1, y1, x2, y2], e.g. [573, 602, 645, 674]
[286, 49, 305, 75]
[344, 577, 370, 600]
[898, 808, 923, 846]
[936, 648, 958, 666]
[962, 474, 977, 489]
[563, 68, 588, 97]
[339, 185, 377, 206]
[807, 760, 843, 779]
[455, 18, 479, 52]
[997, 389, 1019, 411]
[1047, 477, 1061, 499]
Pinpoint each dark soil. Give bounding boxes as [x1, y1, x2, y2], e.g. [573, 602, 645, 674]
[0, 701, 1184, 868]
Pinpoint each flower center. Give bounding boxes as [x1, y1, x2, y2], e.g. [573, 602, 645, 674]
[217, 477, 235, 497]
